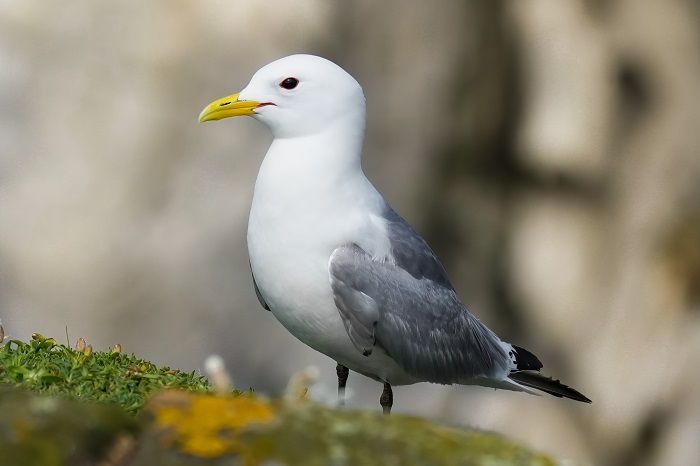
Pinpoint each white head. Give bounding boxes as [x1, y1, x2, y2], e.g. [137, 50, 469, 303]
[199, 54, 366, 140]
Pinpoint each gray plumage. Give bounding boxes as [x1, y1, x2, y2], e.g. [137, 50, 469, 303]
[329, 206, 510, 385]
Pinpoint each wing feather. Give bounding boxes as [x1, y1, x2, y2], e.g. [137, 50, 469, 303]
[329, 242, 509, 384]
[250, 262, 270, 311]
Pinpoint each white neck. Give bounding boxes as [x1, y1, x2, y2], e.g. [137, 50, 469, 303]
[247, 122, 388, 252]
[246, 121, 392, 319]
[253, 123, 368, 208]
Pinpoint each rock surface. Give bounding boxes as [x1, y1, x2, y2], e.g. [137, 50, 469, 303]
[0, 387, 555, 466]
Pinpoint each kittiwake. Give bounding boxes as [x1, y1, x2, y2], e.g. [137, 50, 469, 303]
[199, 54, 591, 413]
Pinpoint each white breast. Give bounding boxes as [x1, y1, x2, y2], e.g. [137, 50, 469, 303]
[246, 135, 392, 367]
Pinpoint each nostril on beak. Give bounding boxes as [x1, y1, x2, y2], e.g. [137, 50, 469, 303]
[219, 102, 232, 107]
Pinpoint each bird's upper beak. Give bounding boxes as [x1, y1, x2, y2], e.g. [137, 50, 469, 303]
[198, 93, 261, 123]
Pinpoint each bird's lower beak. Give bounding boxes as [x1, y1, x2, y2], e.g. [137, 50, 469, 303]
[198, 93, 261, 122]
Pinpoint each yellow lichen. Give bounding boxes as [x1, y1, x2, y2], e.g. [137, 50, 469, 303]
[151, 392, 275, 458]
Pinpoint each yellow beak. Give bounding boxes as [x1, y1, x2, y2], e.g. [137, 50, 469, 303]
[198, 93, 261, 123]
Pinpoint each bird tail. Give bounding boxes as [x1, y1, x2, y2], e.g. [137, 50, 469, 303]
[508, 371, 592, 403]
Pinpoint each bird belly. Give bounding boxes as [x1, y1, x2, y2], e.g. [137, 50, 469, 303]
[250, 240, 413, 383]
[247, 206, 418, 385]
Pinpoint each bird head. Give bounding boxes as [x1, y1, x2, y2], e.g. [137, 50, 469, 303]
[199, 54, 366, 139]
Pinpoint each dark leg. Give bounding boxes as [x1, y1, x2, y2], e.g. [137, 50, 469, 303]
[336, 363, 349, 406]
[380, 382, 393, 415]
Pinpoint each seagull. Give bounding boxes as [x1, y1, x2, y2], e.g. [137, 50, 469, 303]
[199, 54, 591, 413]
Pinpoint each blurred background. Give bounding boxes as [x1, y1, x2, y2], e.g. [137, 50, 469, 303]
[1, 1, 699, 464]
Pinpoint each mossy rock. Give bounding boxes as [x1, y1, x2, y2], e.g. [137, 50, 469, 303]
[0, 386, 138, 466]
[140, 391, 556, 466]
[0, 388, 555, 466]
[0, 335, 556, 465]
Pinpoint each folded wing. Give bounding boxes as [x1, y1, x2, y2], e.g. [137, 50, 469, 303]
[329, 242, 509, 384]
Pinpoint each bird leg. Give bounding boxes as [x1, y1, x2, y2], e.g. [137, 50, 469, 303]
[380, 382, 393, 415]
[336, 363, 349, 406]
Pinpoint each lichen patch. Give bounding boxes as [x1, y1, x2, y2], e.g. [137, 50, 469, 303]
[150, 392, 275, 458]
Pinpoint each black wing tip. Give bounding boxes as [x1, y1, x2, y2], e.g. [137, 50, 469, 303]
[511, 345, 543, 371]
[509, 371, 592, 403]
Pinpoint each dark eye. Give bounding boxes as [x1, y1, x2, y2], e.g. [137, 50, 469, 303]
[280, 77, 299, 90]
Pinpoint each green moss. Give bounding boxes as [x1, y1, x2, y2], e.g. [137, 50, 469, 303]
[0, 333, 213, 413]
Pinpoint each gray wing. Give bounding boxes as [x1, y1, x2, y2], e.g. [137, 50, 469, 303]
[380, 206, 453, 286]
[250, 262, 270, 311]
[329, 208, 509, 383]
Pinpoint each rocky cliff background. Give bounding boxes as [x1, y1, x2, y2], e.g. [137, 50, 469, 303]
[1, 1, 699, 465]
